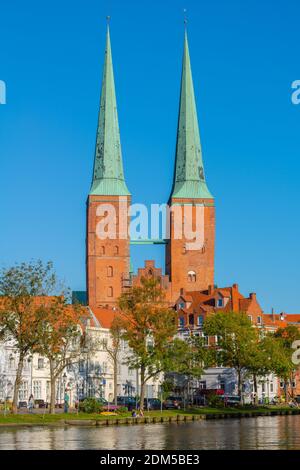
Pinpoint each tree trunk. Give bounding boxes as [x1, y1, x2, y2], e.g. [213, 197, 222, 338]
[12, 351, 25, 414]
[290, 373, 295, 399]
[114, 356, 118, 406]
[139, 366, 146, 412]
[49, 359, 56, 414]
[253, 374, 258, 405]
[284, 380, 289, 403]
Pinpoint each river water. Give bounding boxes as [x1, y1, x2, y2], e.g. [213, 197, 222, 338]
[0, 416, 300, 450]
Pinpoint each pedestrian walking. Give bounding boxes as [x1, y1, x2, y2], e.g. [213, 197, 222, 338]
[64, 390, 70, 413]
[28, 394, 34, 414]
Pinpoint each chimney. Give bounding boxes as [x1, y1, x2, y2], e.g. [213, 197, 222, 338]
[208, 284, 214, 295]
[232, 283, 238, 291]
[249, 293, 256, 300]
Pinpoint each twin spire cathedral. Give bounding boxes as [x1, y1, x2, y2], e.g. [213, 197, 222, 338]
[86, 24, 215, 307]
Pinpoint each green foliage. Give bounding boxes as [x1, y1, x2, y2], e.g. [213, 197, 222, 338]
[79, 398, 103, 414]
[206, 393, 224, 408]
[118, 277, 177, 383]
[0, 260, 57, 298]
[116, 406, 128, 413]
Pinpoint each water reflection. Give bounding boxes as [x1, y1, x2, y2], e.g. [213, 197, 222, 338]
[0, 416, 300, 450]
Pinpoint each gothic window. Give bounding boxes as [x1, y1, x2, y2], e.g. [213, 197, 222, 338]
[101, 246, 105, 255]
[107, 266, 113, 277]
[188, 271, 196, 282]
[108, 286, 113, 297]
[114, 246, 119, 255]
[148, 269, 153, 277]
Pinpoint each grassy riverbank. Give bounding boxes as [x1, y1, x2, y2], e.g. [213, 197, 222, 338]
[0, 406, 299, 426]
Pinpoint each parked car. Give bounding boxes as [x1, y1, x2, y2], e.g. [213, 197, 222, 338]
[96, 397, 120, 411]
[163, 396, 183, 410]
[220, 395, 241, 407]
[18, 401, 27, 409]
[117, 396, 136, 411]
[34, 399, 47, 408]
[142, 398, 162, 410]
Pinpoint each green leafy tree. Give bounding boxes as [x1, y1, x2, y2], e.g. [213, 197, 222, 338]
[203, 311, 258, 401]
[118, 277, 177, 411]
[0, 261, 57, 413]
[273, 326, 300, 401]
[34, 296, 86, 414]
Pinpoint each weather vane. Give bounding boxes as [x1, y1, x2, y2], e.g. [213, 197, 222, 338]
[183, 8, 188, 27]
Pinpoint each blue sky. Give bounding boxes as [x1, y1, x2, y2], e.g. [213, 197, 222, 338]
[0, 0, 299, 312]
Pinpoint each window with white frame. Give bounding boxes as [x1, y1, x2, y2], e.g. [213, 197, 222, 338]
[33, 381, 42, 399]
[257, 316, 262, 325]
[18, 381, 28, 400]
[38, 358, 44, 369]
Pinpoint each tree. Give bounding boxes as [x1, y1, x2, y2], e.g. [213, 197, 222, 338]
[118, 277, 177, 411]
[104, 316, 123, 405]
[273, 326, 300, 401]
[166, 335, 210, 405]
[34, 296, 85, 414]
[203, 311, 258, 401]
[0, 261, 57, 413]
[245, 332, 277, 404]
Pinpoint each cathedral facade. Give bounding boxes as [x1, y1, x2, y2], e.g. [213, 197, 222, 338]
[86, 26, 215, 308]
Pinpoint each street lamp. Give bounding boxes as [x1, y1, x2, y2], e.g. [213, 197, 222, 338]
[62, 373, 67, 406]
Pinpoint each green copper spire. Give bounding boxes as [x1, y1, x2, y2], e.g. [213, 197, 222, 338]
[170, 30, 213, 200]
[90, 25, 130, 196]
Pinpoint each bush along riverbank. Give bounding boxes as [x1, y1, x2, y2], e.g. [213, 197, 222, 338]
[0, 406, 300, 427]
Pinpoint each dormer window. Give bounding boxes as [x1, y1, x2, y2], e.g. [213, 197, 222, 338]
[217, 298, 223, 307]
[178, 302, 185, 310]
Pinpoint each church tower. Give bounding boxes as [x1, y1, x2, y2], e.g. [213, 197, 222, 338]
[165, 30, 215, 302]
[86, 25, 131, 308]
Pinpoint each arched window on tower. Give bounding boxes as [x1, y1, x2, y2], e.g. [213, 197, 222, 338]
[188, 271, 196, 283]
[107, 286, 113, 297]
[114, 246, 119, 255]
[101, 246, 105, 255]
[107, 266, 113, 277]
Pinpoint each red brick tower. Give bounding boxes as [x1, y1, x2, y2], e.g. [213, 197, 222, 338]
[86, 26, 131, 308]
[165, 30, 215, 302]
